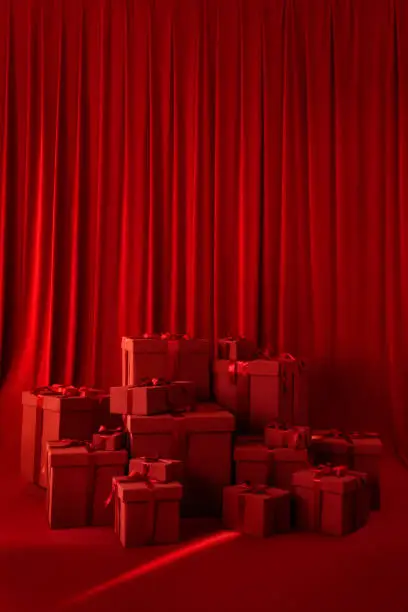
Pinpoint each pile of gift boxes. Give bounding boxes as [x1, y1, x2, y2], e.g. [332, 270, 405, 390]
[20, 335, 382, 547]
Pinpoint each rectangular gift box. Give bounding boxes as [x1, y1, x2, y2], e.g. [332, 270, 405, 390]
[92, 428, 128, 451]
[234, 444, 275, 486]
[264, 424, 311, 450]
[114, 479, 182, 547]
[213, 360, 250, 433]
[223, 484, 290, 537]
[291, 468, 370, 535]
[129, 457, 183, 482]
[34, 392, 108, 489]
[270, 448, 310, 491]
[110, 384, 169, 416]
[167, 338, 210, 401]
[167, 381, 196, 411]
[47, 445, 128, 529]
[217, 338, 256, 361]
[309, 431, 353, 467]
[121, 336, 169, 385]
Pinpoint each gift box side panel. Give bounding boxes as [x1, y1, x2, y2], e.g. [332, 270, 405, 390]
[119, 500, 155, 548]
[320, 490, 355, 536]
[154, 500, 181, 544]
[292, 485, 316, 531]
[222, 486, 242, 530]
[132, 386, 168, 416]
[20, 402, 42, 482]
[48, 466, 89, 529]
[127, 353, 169, 386]
[129, 433, 177, 460]
[92, 464, 127, 526]
[243, 494, 274, 538]
[272, 459, 310, 491]
[249, 375, 281, 433]
[175, 353, 210, 401]
[235, 459, 272, 486]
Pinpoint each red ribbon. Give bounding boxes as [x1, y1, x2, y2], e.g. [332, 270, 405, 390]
[31, 385, 106, 398]
[48, 439, 97, 452]
[312, 464, 348, 480]
[98, 425, 125, 435]
[137, 378, 168, 387]
[228, 361, 249, 385]
[349, 431, 380, 439]
[160, 332, 190, 340]
[105, 470, 158, 507]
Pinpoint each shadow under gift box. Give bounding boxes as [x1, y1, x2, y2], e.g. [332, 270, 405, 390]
[291, 469, 371, 536]
[47, 446, 128, 529]
[125, 405, 235, 516]
[223, 485, 291, 537]
[213, 360, 250, 433]
[114, 480, 182, 547]
[121, 337, 169, 385]
[20, 391, 110, 488]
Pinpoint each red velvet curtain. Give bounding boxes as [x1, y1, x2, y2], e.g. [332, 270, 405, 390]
[1, 0, 407, 462]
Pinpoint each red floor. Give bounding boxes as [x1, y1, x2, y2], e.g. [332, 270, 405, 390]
[1, 454, 408, 612]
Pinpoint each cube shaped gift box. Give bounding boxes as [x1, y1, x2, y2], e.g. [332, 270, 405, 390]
[46, 441, 128, 529]
[264, 422, 311, 450]
[110, 381, 169, 417]
[291, 466, 371, 536]
[217, 337, 257, 361]
[223, 483, 291, 537]
[21, 385, 110, 488]
[213, 360, 251, 433]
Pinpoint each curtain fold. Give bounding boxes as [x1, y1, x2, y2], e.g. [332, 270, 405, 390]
[1, 0, 408, 463]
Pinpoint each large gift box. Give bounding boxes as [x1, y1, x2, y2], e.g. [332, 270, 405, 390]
[126, 405, 235, 516]
[114, 477, 182, 547]
[270, 448, 310, 491]
[21, 386, 109, 488]
[217, 337, 256, 361]
[47, 443, 128, 529]
[247, 355, 305, 434]
[167, 337, 210, 401]
[110, 381, 169, 416]
[264, 423, 311, 450]
[234, 444, 275, 486]
[292, 466, 370, 535]
[129, 457, 183, 482]
[223, 484, 290, 537]
[121, 336, 169, 385]
[213, 360, 250, 432]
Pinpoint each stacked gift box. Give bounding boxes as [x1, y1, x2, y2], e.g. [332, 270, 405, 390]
[20, 334, 383, 547]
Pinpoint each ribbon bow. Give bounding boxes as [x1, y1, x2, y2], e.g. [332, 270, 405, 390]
[98, 425, 125, 435]
[105, 470, 158, 507]
[161, 332, 190, 340]
[137, 378, 168, 387]
[312, 464, 348, 481]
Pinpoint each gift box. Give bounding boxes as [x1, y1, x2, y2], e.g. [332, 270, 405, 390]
[121, 336, 169, 385]
[114, 477, 182, 547]
[223, 484, 290, 537]
[167, 338, 210, 400]
[129, 457, 183, 482]
[213, 360, 250, 432]
[92, 426, 128, 451]
[217, 337, 256, 361]
[349, 432, 382, 510]
[127, 405, 235, 516]
[110, 381, 169, 416]
[309, 430, 353, 467]
[270, 448, 310, 491]
[26, 386, 109, 489]
[234, 444, 275, 486]
[265, 423, 311, 450]
[291, 466, 370, 535]
[247, 354, 303, 434]
[47, 443, 128, 529]
[167, 381, 196, 412]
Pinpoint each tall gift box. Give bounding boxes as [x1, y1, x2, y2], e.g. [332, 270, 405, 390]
[47, 444, 128, 529]
[234, 444, 275, 486]
[114, 479, 183, 547]
[110, 382, 169, 416]
[292, 467, 370, 536]
[121, 336, 169, 385]
[223, 484, 290, 537]
[167, 338, 210, 401]
[270, 448, 310, 491]
[247, 355, 304, 434]
[213, 360, 250, 432]
[217, 337, 256, 361]
[350, 433, 382, 509]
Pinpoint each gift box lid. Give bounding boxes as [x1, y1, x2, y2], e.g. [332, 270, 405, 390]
[168, 338, 209, 354]
[117, 480, 183, 503]
[246, 359, 281, 376]
[292, 469, 358, 494]
[41, 395, 96, 413]
[121, 336, 168, 353]
[311, 434, 351, 453]
[90, 449, 128, 467]
[22, 391, 41, 407]
[350, 436, 382, 455]
[126, 414, 176, 434]
[234, 444, 273, 462]
[271, 448, 309, 463]
[48, 446, 90, 468]
[129, 457, 182, 471]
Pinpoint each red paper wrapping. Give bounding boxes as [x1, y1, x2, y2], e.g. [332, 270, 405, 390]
[167, 338, 210, 401]
[291, 466, 370, 535]
[270, 448, 310, 491]
[114, 479, 182, 547]
[213, 360, 250, 432]
[47, 443, 128, 529]
[92, 426, 128, 451]
[121, 336, 169, 385]
[234, 444, 275, 486]
[223, 484, 290, 537]
[217, 337, 256, 361]
[110, 382, 169, 416]
[264, 423, 311, 450]
[129, 457, 183, 482]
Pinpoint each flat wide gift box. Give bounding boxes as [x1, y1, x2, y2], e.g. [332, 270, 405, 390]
[247, 355, 307, 434]
[291, 467, 371, 536]
[121, 336, 169, 385]
[114, 479, 182, 547]
[213, 360, 250, 432]
[21, 388, 109, 488]
[167, 338, 210, 401]
[110, 383, 169, 416]
[126, 405, 235, 516]
[47, 444, 128, 529]
[223, 484, 290, 537]
[129, 457, 183, 482]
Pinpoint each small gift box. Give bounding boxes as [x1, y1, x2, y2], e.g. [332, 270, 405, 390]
[309, 430, 353, 467]
[223, 484, 290, 537]
[167, 381, 196, 411]
[92, 426, 128, 451]
[292, 466, 370, 536]
[213, 360, 250, 433]
[217, 337, 256, 361]
[349, 432, 382, 510]
[129, 457, 183, 482]
[264, 422, 311, 450]
[270, 447, 310, 491]
[234, 444, 275, 486]
[121, 335, 169, 385]
[47, 442, 128, 529]
[167, 336, 210, 400]
[114, 475, 183, 547]
[110, 380, 169, 416]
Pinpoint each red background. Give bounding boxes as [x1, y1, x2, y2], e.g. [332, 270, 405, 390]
[0, 0, 407, 463]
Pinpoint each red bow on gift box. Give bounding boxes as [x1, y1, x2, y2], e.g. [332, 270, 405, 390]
[32, 385, 105, 398]
[312, 464, 348, 480]
[105, 469, 158, 507]
[160, 332, 190, 340]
